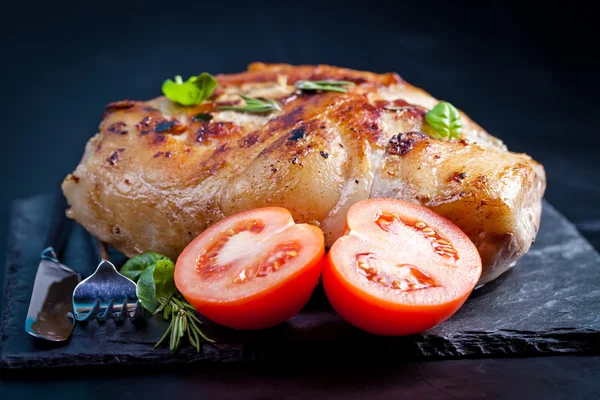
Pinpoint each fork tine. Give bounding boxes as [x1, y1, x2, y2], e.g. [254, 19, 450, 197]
[132, 300, 144, 320]
[75, 299, 101, 322]
[115, 298, 128, 322]
[97, 299, 114, 321]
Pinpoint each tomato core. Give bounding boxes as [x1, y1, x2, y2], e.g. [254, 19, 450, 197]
[356, 253, 439, 291]
[376, 212, 459, 260]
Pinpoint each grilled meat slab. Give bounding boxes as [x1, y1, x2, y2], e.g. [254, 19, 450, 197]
[62, 63, 546, 284]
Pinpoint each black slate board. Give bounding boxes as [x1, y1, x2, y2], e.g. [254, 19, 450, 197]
[1, 194, 599, 369]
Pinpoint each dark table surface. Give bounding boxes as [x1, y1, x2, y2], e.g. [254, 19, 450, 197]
[1, 0, 599, 398]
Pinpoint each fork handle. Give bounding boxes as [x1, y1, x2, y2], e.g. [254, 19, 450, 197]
[97, 240, 110, 261]
[89, 233, 110, 262]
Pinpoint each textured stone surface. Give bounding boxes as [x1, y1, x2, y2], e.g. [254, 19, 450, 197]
[1, 194, 599, 369]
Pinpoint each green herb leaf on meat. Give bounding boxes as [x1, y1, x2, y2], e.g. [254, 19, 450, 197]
[162, 72, 217, 106]
[218, 94, 281, 113]
[424, 101, 463, 140]
[294, 80, 354, 93]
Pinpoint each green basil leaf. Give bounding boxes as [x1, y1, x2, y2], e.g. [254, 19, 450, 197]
[162, 72, 217, 106]
[194, 72, 218, 103]
[135, 259, 177, 314]
[153, 259, 177, 307]
[137, 265, 160, 313]
[424, 102, 463, 140]
[121, 252, 170, 283]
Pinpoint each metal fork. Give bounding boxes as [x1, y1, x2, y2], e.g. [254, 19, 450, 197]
[72, 236, 143, 322]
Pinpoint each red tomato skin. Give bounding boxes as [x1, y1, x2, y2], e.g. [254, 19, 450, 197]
[322, 251, 473, 336]
[181, 247, 324, 330]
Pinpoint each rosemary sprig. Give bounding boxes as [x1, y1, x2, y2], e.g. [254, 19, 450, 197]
[294, 80, 354, 93]
[154, 295, 215, 352]
[218, 94, 281, 113]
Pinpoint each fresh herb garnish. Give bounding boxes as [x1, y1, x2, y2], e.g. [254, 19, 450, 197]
[122, 253, 214, 352]
[218, 94, 281, 113]
[121, 252, 170, 282]
[136, 259, 177, 313]
[424, 102, 463, 140]
[162, 72, 217, 106]
[154, 296, 214, 352]
[294, 80, 354, 93]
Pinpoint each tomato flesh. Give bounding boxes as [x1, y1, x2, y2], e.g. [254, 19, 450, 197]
[323, 198, 482, 336]
[175, 207, 325, 330]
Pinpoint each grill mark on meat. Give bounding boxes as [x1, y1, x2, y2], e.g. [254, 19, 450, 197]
[215, 144, 228, 155]
[278, 105, 305, 126]
[107, 122, 128, 135]
[155, 119, 187, 134]
[377, 99, 427, 121]
[234, 100, 315, 160]
[193, 113, 213, 122]
[196, 122, 241, 143]
[337, 95, 384, 144]
[450, 172, 467, 183]
[136, 116, 154, 134]
[136, 116, 187, 136]
[106, 148, 125, 166]
[103, 100, 135, 117]
[288, 127, 306, 142]
[387, 132, 427, 156]
[397, 106, 426, 120]
[213, 100, 241, 109]
[198, 159, 227, 179]
[152, 134, 167, 145]
[66, 174, 80, 183]
[106, 152, 119, 165]
[238, 134, 259, 148]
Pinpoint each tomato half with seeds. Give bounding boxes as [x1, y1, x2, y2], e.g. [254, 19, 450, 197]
[322, 198, 482, 336]
[174, 207, 325, 330]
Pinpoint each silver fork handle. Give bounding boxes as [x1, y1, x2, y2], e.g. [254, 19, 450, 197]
[92, 237, 110, 262]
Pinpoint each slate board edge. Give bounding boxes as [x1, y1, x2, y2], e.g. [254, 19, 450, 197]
[2, 194, 600, 370]
[0, 199, 27, 369]
[2, 328, 600, 370]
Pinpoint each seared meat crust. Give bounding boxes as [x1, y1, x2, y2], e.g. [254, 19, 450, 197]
[62, 62, 546, 284]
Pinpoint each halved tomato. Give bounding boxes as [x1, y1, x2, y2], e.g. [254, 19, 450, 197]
[174, 207, 325, 330]
[322, 198, 482, 336]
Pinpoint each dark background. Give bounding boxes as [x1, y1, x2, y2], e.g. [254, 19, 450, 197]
[1, 0, 599, 398]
